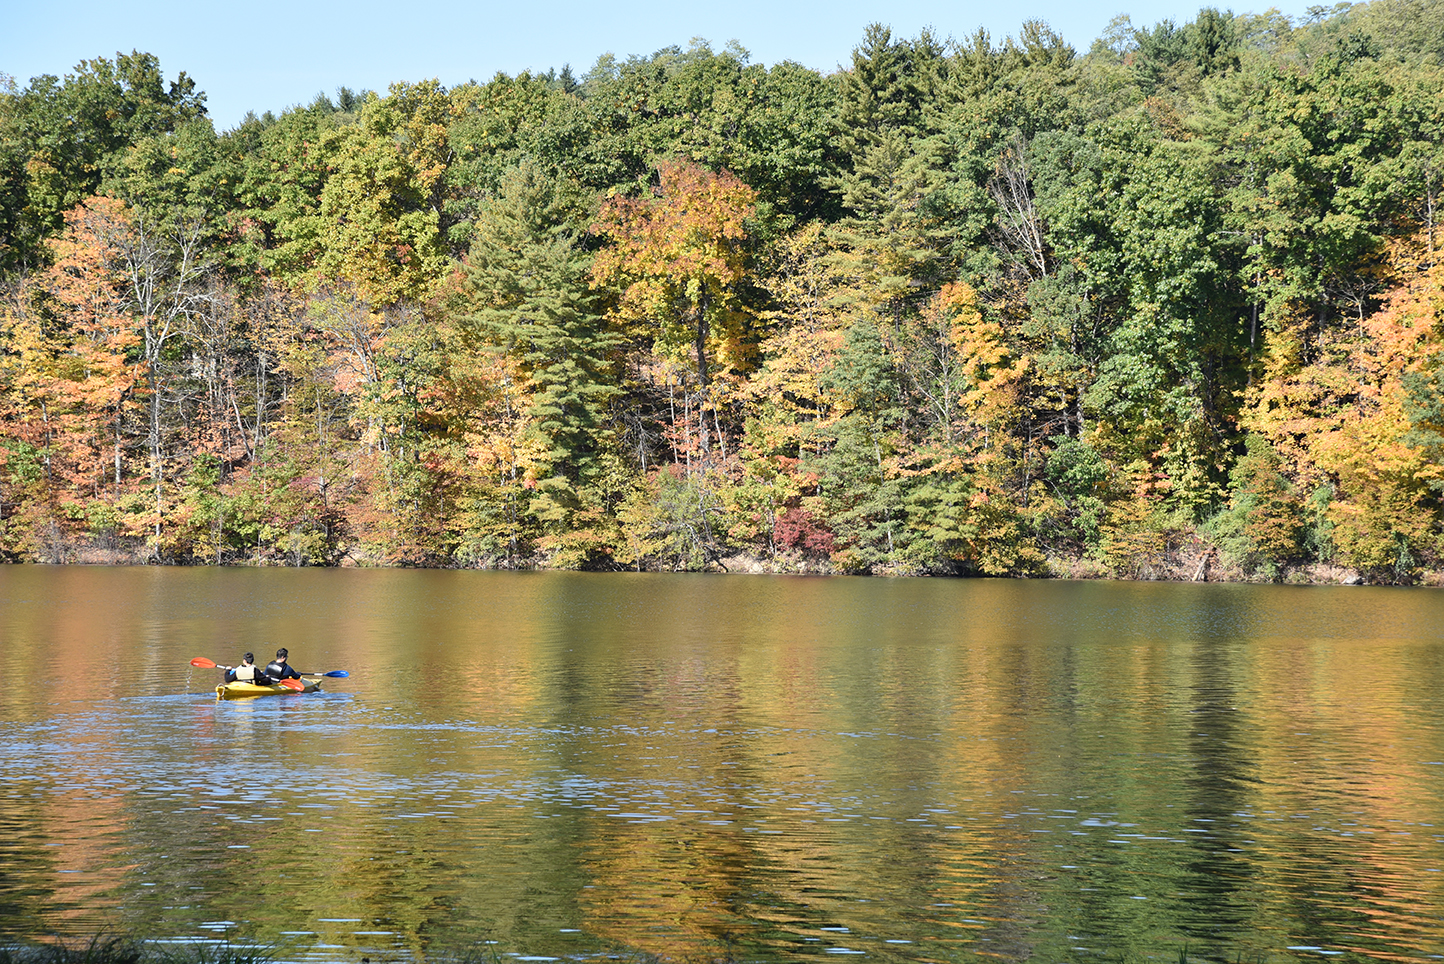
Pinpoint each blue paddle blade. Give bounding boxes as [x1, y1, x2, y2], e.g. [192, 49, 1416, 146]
[324, 670, 349, 678]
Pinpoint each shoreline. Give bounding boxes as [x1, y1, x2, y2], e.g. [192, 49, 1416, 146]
[13, 542, 1440, 588]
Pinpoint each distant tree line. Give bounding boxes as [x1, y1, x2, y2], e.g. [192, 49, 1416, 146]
[2, 0, 1443, 582]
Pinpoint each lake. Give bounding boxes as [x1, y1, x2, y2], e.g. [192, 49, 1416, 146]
[1, 567, 1443, 963]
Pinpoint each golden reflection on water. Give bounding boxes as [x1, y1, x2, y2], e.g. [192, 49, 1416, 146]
[2, 569, 1444, 961]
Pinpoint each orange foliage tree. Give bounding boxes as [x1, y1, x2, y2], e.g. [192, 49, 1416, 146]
[0, 198, 144, 557]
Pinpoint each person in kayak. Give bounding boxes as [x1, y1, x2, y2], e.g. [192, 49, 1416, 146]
[223, 653, 272, 684]
[265, 648, 303, 681]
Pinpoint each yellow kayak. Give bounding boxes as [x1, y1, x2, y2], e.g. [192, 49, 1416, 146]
[215, 679, 322, 700]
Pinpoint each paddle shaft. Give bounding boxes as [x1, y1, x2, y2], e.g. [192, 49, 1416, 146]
[192, 657, 345, 679]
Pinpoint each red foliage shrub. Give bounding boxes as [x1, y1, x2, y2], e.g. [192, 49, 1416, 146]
[774, 507, 835, 558]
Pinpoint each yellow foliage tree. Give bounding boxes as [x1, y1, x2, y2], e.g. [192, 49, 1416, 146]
[592, 158, 757, 457]
[1243, 254, 1444, 580]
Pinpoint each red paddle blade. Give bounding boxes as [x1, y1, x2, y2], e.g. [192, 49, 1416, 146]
[278, 678, 305, 691]
[190, 657, 218, 668]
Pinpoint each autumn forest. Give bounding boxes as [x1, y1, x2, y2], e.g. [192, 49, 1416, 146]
[1, 0, 1442, 582]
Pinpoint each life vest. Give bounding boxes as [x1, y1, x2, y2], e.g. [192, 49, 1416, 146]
[234, 662, 260, 681]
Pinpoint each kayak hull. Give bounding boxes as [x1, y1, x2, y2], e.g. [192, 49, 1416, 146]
[215, 679, 321, 700]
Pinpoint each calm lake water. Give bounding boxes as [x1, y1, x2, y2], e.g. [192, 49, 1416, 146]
[2, 567, 1444, 964]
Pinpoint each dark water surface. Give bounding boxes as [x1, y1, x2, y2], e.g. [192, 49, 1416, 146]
[2, 567, 1444, 963]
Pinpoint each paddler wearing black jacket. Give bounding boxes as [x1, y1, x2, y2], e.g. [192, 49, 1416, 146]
[224, 653, 272, 684]
[265, 647, 303, 681]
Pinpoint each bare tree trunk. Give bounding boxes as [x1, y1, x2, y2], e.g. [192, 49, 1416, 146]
[989, 134, 1049, 280]
[695, 288, 711, 457]
[119, 210, 213, 557]
[114, 405, 123, 489]
[683, 389, 693, 480]
[249, 339, 263, 455]
[668, 381, 680, 467]
[149, 365, 163, 546]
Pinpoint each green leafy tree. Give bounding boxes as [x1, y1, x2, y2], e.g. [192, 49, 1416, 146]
[443, 73, 572, 255]
[230, 99, 350, 281]
[310, 81, 455, 304]
[1212, 434, 1303, 578]
[0, 51, 206, 275]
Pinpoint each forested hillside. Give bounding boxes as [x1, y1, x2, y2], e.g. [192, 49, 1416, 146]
[2, 0, 1442, 581]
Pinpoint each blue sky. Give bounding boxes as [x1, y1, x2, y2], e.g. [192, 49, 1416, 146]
[6, 0, 1311, 131]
